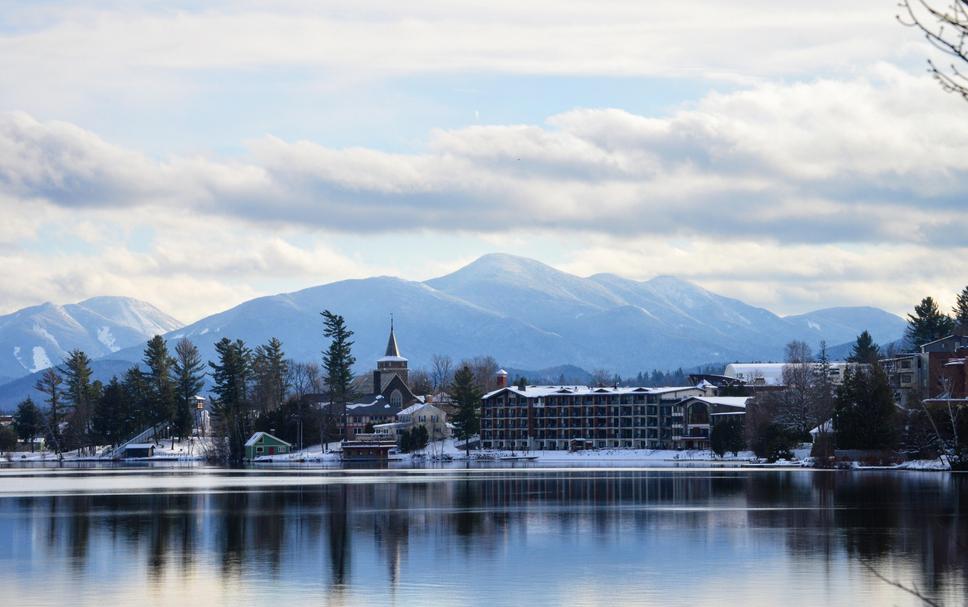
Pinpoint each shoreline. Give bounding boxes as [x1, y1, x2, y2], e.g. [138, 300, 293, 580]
[1, 449, 952, 472]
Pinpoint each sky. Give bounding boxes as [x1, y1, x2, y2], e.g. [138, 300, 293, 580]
[1, 1, 967, 323]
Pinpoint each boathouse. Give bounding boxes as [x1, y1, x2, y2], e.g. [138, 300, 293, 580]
[244, 432, 291, 460]
[122, 443, 155, 458]
[341, 436, 397, 461]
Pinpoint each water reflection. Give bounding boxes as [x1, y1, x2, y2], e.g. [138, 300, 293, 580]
[0, 470, 965, 606]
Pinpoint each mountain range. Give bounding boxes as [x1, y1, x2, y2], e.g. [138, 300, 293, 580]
[0, 253, 907, 408]
[0, 297, 182, 385]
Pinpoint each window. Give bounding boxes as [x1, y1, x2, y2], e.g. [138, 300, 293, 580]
[687, 404, 709, 425]
[390, 390, 403, 407]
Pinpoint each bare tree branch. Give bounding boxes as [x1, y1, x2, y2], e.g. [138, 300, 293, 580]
[899, 0, 968, 99]
[860, 560, 944, 607]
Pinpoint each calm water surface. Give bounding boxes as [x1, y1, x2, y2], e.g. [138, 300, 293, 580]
[0, 466, 965, 606]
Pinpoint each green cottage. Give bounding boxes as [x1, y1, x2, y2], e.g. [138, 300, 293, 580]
[244, 432, 291, 460]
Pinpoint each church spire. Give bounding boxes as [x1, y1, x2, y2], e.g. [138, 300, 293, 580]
[385, 314, 401, 357]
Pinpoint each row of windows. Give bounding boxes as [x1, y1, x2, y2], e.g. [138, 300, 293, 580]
[483, 429, 667, 439]
[348, 416, 395, 424]
[483, 440, 660, 450]
[484, 406, 667, 417]
[483, 418, 671, 428]
[484, 395, 676, 407]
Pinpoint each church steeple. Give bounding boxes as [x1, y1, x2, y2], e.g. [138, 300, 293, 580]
[385, 314, 401, 358]
[376, 315, 408, 393]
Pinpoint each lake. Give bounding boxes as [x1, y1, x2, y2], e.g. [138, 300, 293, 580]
[0, 466, 965, 606]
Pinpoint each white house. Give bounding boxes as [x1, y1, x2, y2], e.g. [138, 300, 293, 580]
[374, 402, 449, 441]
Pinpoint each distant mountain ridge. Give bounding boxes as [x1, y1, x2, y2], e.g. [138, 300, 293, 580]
[110, 254, 907, 372]
[0, 297, 182, 384]
[0, 254, 908, 408]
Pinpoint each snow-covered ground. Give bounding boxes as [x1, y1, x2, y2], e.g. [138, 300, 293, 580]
[254, 438, 808, 467]
[3, 437, 953, 471]
[2, 437, 213, 462]
[253, 441, 344, 463]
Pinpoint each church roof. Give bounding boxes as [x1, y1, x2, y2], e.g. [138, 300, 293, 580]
[386, 321, 400, 356]
[379, 319, 407, 362]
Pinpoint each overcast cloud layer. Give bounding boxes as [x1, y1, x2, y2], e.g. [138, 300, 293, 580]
[1, 1, 966, 322]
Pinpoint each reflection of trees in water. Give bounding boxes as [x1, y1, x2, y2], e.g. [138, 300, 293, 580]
[454, 479, 483, 540]
[744, 471, 968, 599]
[326, 485, 349, 591]
[12, 471, 968, 599]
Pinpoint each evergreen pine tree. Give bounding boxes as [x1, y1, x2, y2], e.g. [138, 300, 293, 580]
[34, 367, 64, 453]
[400, 428, 413, 453]
[833, 366, 899, 450]
[848, 331, 881, 365]
[209, 337, 252, 461]
[953, 285, 968, 328]
[451, 364, 482, 458]
[0, 426, 17, 453]
[906, 296, 955, 348]
[60, 349, 97, 450]
[143, 336, 176, 426]
[172, 338, 205, 440]
[321, 310, 355, 442]
[92, 377, 127, 447]
[710, 417, 745, 457]
[807, 341, 836, 438]
[122, 366, 150, 437]
[252, 337, 288, 414]
[412, 425, 429, 451]
[12, 397, 43, 452]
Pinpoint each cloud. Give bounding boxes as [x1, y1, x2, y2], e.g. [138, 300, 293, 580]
[2, 67, 967, 247]
[558, 238, 968, 315]
[0, 2, 924, 85]
[0, 196, 376, 320]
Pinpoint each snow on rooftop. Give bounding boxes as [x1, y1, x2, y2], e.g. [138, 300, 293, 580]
[810, 420, 834, 435]
[481, 385, 701, 400]
[723, 363, 786, 386]
[244, 431, 289, 447]
[397, 403, 425, 416]
[244, 432, 267, 447]
[691, 396, 750, 408]
[724, 362, 858, 386]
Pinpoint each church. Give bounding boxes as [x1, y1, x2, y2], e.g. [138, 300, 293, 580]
[313, 320, 422, 439]
[363, 319, 419, 407]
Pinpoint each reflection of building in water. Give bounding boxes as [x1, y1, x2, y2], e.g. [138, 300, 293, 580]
[11, 471, 968, 604]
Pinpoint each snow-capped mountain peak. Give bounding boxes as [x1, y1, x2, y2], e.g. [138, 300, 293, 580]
[0, 296, 182, 381]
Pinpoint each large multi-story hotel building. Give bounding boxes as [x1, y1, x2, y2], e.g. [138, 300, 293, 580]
[479, 378, 723, 451]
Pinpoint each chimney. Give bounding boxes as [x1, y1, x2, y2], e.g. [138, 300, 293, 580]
[496, 369, 509, 388]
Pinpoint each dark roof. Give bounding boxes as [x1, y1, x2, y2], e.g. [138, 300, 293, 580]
[687, 373, 746, 387]
[385, 322, 401, 357]
[921, 334, 968, 353]
[319, 396, 402, 417]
